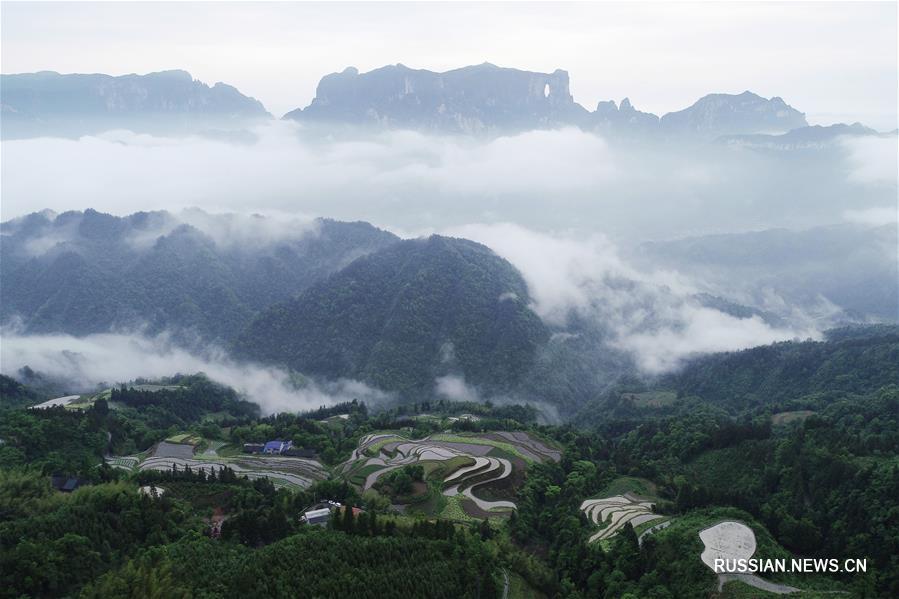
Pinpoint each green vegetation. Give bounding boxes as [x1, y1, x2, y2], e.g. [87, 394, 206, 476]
[439, 494, 475, 523]
[595, 475, 658, 499]
[235, 235, 549, 397]
[0, 373, 42, 409]
[2, 327, 898, 597]
[2, 210, 399, 341]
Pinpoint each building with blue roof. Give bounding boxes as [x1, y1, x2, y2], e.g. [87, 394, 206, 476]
[263, 440, 293, 454]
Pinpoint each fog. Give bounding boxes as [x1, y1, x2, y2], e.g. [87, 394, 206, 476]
[1, 119, 892, 404]
[443, 223, 820, 373]
[2, 121, 895, 241]
[0, 329, 392, 414]
[0, 207, 850, 388]
[434, 373, 562, 423]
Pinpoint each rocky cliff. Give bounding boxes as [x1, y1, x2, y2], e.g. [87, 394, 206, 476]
[1, 70, 270, 138]
[284, 63, 590, 134]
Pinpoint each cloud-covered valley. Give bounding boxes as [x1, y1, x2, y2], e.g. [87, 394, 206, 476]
[444, 223, 819, 374]
[2, 121, 894, 240]
[1, 121, 893, 411]
[0, 329, 392, 414]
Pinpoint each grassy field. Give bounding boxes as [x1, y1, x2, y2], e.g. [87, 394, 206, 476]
[348, 463, 385, 487]
[214, 443, 243, 457]
[166, 433, 203, 445]
[593, 475, 659, 499]
[438, 494, 475, 522]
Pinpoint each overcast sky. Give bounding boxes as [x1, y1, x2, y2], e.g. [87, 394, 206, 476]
[2, 1, 897, 129]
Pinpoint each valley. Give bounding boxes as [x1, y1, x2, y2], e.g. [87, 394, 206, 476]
[1, 6, 896, 595]
[2, 325, 896, 597]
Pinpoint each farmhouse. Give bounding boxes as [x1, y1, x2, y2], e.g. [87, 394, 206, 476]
[50, 474, 85, 493]
[303, 507, 331, 527]
[242, 443, 265, 454]
[263, 440, 293, 454]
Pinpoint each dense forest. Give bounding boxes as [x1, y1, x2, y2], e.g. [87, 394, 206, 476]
[0, 209, 398, 339]
[236, 235, 550, 396]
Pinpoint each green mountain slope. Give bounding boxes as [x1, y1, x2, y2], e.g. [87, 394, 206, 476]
[235, 235, 549, 396]
[0, 209, 399, 340]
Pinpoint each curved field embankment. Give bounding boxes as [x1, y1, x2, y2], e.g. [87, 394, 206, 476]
[581, 494, 665, 543]
[443, 457, 515, 511]
[342, 430, 556, 513]
[107, 443, 328, 490]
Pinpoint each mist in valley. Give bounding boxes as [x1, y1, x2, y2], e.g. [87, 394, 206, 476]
[1, 114, 895, 412]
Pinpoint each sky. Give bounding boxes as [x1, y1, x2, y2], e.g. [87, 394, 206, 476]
[2, 1, 897, 130]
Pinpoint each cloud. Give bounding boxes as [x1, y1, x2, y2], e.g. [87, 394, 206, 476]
[2, 121, 894, 239]
[0, 330, 391, 414]
[434, 374, 480, 403]
[5, 206, 321, 257]
[842, 206, 897, 227]
[841, 135, 899, 186]
[432, 373, 562, 422]
[137, 208, 319, 251]
[445, 222, 819, 373]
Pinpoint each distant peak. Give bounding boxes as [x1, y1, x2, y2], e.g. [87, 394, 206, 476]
[146, 69, 193, 80]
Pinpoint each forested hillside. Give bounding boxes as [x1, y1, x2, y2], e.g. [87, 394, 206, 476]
[667, 327, 899, 410]
[236, 235, 549, 397]
[1, 210, 399, 340]
[571, 326, 899, 428]
[2, 326, 898, 597]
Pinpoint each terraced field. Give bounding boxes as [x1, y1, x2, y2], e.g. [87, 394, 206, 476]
[342, 431, 559, 514]
[580, 493, 667, 543]
[29, 395, 82, 410]
[106, 440, 328, 490]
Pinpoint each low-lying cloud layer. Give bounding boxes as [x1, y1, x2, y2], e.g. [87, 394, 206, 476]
[1, 122, 888, 403]
[0, 330, 391, 414]
[2, 121, 894, 240]
[446, 223, 820, 373]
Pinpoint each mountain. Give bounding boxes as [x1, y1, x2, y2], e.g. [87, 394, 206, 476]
[632, 223, 898, 323]
[666, 326, 899, 410]
[573, 323, 899, 429]
[718, 122, 883, 150]
[659, 91, 807, 138]
[592, 98, 660, 137]
[284, 63, 828, 140]
[5, 64, 855, 143]
[1, 70, 270, 139]
[0, 209, 399, 339]
[284, 63, 589, 135]
[235, 235, 550, 396]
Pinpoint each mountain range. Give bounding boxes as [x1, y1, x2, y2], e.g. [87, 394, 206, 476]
[2, 208, 896, 414]
[1, 70, 270, 139]
[0, 209, 397, 339]
[3, 63, 886, 141]
[284, 63, 811, 138]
